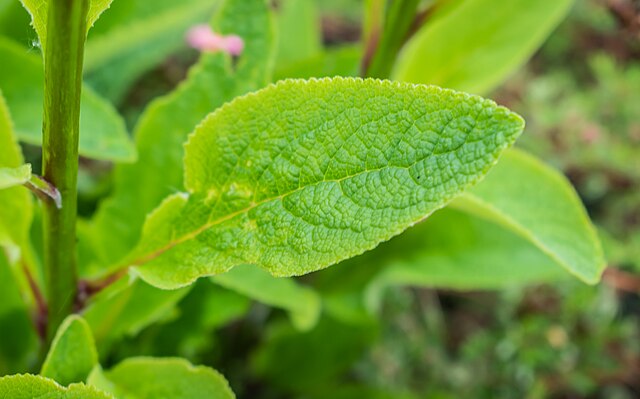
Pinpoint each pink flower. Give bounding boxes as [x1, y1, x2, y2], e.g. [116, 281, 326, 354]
[186, 24, 244, 56]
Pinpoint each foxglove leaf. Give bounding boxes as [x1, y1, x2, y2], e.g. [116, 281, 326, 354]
[0, 374, 113, 399]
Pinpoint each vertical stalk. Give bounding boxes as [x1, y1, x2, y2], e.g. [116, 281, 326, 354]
[42, 0, 89, 342]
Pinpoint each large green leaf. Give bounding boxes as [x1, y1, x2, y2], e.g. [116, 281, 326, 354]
[83, 278, 191, 352]
[88, 358, 235, 399]
[84, 0, 218, 102]
[127, 77, 523, 289]
[82, 0, 275, 276]
[452, 148, 605, 283]
[392, 0, 574, 94]
[41, 315, 98, 386]
[0, 164, 30, 190]
[211, 265, 321, 330]
[363, 208, 569, 311]
[19, 0, 113, 54]
[0, 38, 135, 162]
[0, 374, 113, 399]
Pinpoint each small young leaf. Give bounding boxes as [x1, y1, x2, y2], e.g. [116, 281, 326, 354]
[211, 265, 321, 330]
[0, 164, 31, 190]
[392, 0, 574, 94]
[83, 0, 275, 275]
[41, 315, 98, 386]
[0, 38, 135, 162]
[87, 357, 235, 399]
[130, 77, 524, 288]
[452, 148, 605, 284]
[0, 374, 114, 399]
[19, 0, 113, 54]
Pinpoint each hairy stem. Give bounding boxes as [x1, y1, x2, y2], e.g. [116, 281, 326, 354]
[42, 0, 89, 342]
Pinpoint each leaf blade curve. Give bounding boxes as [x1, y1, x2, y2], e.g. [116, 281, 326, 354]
[131, 77, 524, 288]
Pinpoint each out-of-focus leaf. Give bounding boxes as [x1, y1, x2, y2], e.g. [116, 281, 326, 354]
[19, 0, 113, 54]
[0, 254, 38, 375]
[274, 0, 321, 64]
[452, 149, 605, 284]
[41, 315, 98, 386]
[0, 374, 113, 399]
[88, 357, 235, 399]
[252, 315, 378, 392]
[364, 208, 568, 311]
[84, 0, 218, 102]
[0, 38, 135, 162]
[82, 278, 191, 353]
[128, 78, 523, 289]
[393, 0, 574, 94]
[274, 45, 361, 81]
[212, 265, 321, 330]
[82, 0, 275, 276]
[0, 164, 30, 190]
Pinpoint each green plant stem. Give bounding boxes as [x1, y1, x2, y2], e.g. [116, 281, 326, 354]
[364, 0, 421, 79]
[42, 0, 89, 343]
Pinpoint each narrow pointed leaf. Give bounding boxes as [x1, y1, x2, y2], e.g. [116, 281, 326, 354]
[0, 374, 114, 399]
[0, 164, 31, 190]
[392, 0, 573, 94]
[19, 0, 113, 54]
[0, 38, 135, 161]
[211, 265, 321, 330]
[129, 77, 524, 289]
[41, 315, 98, 386]
[88, 358, 235, 399]
[452, 148, 605, 283]
[82, 0, 275, 275]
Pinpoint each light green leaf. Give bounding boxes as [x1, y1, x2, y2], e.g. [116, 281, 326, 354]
[129, 77, 523, 289]
[392, 0, 574, 94]
[0, 164, 31, 190]
[19, 0, 113, 54]
[88, 357, 235, 399]
[83, 278, 191, 352]
[84, 0, 218, 102]
[0, 374, 114, 399]
[363, 208, 569, 312]
[274, 0, 321, 64]
[211, 265, 321, 330]
[274, 45, 362, 82]
[0, 254, 38, 375]
[41, 315, 98, 386]
[0, 89, 33, 267]
[451, 148, 605, 284]
[82, 0, 275, 276]
[0, 38, 135, 162]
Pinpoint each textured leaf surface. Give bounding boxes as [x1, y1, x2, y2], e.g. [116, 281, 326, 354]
[130, 77, 523, 288]
[211, 265, 321, 330]
[19, 0, 113, 54]
[393, 0, 573, 94]
[0, 38, 135, 161]
[84, 0, 217, 102]
[452, 148, 605, 283]
[82, 0, 275, 276]
[0, 374, 113, 399]
[363, 208, 568, 311]
[41, 316, 98, 386]
[88, 358, 235, 399]
[0, 164, 30, 190]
